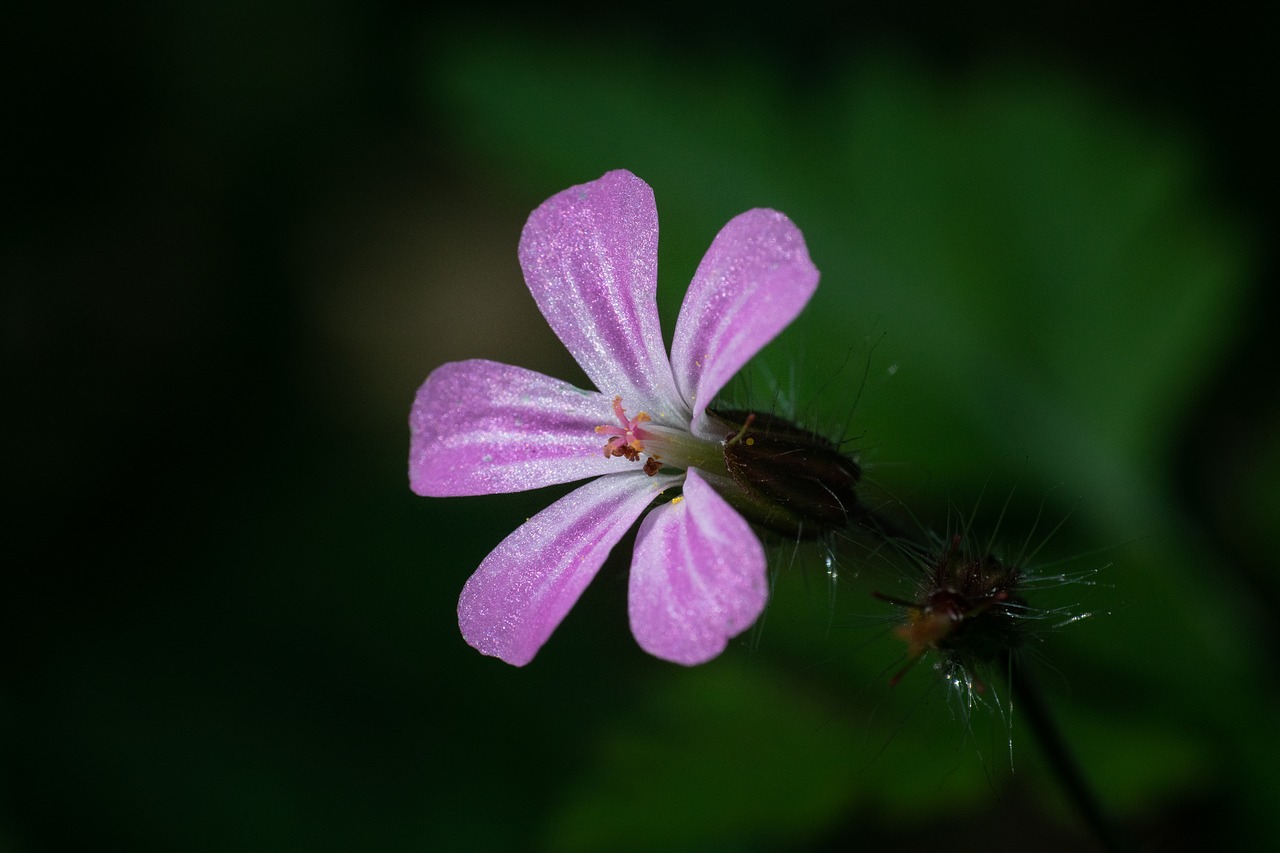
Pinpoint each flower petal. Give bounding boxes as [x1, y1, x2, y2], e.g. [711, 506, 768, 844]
[518, 170, 683, 422]
[627, 468, 768, 665]
[410, 359, 639, 497]
[670, 209, 819, 434]
[459, 471, 681, 666]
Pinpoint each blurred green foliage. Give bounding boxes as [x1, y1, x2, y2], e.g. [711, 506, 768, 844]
[11, 7, 1278, 853]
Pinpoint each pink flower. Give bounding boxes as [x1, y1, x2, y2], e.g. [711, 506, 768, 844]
[409, 170, 819, 666]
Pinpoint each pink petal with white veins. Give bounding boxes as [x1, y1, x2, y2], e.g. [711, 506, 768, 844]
[459, 471, 681, 666]
[518, 170, 683, 423]
[670, 209, 818, 435]
[410, 359, 635, 497]
[627, 469, 768, 665]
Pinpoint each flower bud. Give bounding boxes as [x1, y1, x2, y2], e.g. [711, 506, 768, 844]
[875, 533, 1030, 691]
[904, 545, 1026, 663]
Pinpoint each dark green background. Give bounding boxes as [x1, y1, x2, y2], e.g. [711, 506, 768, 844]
[10, 5, 1277, 851]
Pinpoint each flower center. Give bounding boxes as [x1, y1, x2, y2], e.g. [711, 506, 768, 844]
[596, 396, 652, 460]
[594, 397, 726, 477]
[596, 397, 664, 475]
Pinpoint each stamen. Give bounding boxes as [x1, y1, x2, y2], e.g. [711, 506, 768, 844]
[595, 396, 656, 466]
[725, 413, 756, 447]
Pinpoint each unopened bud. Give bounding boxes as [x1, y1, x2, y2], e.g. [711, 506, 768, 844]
[876, 535, 1027, 683]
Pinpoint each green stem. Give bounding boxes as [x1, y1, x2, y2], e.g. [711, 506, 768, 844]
[1007, 654, 1133, 852]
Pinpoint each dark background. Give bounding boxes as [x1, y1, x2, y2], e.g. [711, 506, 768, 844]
[8, 5, 1278, 850]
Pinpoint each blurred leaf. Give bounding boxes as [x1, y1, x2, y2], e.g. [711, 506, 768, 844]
[544, 659, 994, 851]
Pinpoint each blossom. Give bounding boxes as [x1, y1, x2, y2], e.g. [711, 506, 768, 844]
[409, 169, 818, 666]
